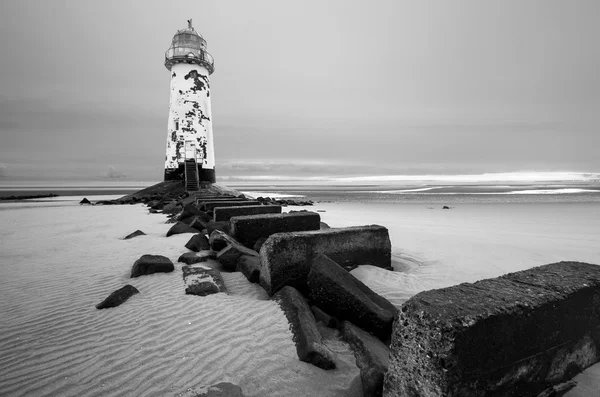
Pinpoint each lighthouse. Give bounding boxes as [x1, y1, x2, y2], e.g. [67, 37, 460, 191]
[164, 19, 216, 187]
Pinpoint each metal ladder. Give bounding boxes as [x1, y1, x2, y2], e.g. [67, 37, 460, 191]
[184, 159, 199, 191]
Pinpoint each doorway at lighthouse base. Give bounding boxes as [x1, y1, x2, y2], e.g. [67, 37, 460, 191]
[164, 164, 216, 184]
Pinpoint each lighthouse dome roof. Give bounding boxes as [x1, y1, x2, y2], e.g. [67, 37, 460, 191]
[165, 20, 214, 74]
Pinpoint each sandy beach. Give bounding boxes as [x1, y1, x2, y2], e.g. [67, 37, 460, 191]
[1, 196, 599, 396]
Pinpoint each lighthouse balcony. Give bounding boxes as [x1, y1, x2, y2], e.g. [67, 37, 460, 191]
[165, 47, 214, 74]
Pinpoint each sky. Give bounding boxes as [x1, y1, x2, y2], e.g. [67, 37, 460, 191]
[0, 0, 599, 182]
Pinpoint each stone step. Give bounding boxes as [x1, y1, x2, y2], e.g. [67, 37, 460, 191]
[213, 204, 282, 222]
[230, 211, 320, 249]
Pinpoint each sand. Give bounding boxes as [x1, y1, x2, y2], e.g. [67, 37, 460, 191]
[1, 198, 599, 396]
[0, 199, 360, 397]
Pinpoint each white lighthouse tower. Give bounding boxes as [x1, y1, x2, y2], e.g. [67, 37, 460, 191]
[164, 19, 216, 186]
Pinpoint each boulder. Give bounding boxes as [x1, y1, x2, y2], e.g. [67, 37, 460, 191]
[320, 222, 331, 230]
[230, 211, 321, 249]
[259, 225, 391, 295]
[213, 204, 282, 222]
[80, 197, 91, 205]
[182, 382, 245, 397]
[216, 244, 259, 272]
[123, 230, 146, 240]
[162, 201, 181, 213]
[178, 251, 212, 265]
[383, 261, 600, 397]
[166, 221, 198, 237]
[182, 265, 227, 296]
[307, 254, 397, 342]
[96, 285, 139, 309]
[236, 255, 261, 283]
[271, 286, 337, 370]
[209, 230, 237, 252]
[185, 233, 210, 252]
[131, 255, 174, 278]
[442, 205, 450, 209]
[341, 321, 390, 397]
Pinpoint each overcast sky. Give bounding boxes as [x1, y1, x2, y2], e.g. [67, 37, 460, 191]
[0, 0, 598, 181]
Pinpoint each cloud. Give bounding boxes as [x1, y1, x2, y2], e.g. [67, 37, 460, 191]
[106, 166, 126, 179]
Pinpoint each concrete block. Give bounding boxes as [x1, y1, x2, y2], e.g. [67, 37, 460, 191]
[259, 225, 391, 295]
[231, 211, 320, 249]
[198, 200, 260, 211]
[383, 261, 600, 397]
[213, 204, 282, 222]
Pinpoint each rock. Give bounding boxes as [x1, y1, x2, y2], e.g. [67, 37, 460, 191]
[131, 255, 174, 278]
[442, 205, 450, 209]
[178, 251, 212, 265]
[384, 261, 600, 397]
[253, 236, 268, 252]
[259, 225, 392, 295]
[123, 230, 146, 240]
[188, 382, 244, 397]
[213, 204, 282, 222]
[341, 321, 390, 397]
[96, 285, 139, 309]
[189, 216, 209, 232]
[80, 197, 91, 205]
[307, 254, 397, 342]
[271, 286, 337, 370]
[182, 265, 227, 296]
[320, 222, 330, 229]
[311, 306, 338, 328]
[185, 233, 210, 252]
[162, 201, 181, 213]
[216, 244, 259, 272]
[209, 230, 237, 251]
[230, 211, 321, 249]
[166, 221, 199, 237]
[236, 255, 261, 283]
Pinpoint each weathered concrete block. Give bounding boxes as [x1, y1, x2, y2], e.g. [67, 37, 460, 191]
[216, 244, 259, 271]
[237, 254, 261, 283]
[259, 225, 391, 295]
[341, 321, 390, 397]
[383, 261, 600, 397]
[271, 286, 337, 370]
[308, 254, 397, 342]
[209, 230, 237, 252]
[231, 212, 321, 249]
[166, 221, 198, 237]
[182, 265, 227, 296]
[199, 200, 260, 211]
[213, 204, 282, 222]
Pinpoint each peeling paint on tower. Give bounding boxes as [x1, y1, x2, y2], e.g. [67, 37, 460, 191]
[163, 20, 216, 183]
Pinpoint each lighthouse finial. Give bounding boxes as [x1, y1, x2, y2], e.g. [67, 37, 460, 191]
[187, 19, 193, 29]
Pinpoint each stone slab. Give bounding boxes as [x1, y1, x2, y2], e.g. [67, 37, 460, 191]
[230, 211, 320, 249]
[383, 261, 600, 397]
[259, 225, 391, 295]
[213, 205, 282, 222]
